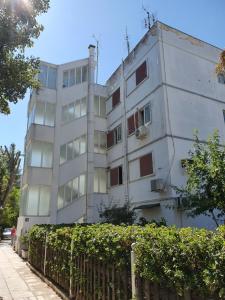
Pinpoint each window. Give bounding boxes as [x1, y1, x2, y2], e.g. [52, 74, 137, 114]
[127, 104, 151, 135]
[140, 153, 153, 177]
[60, 135, 86, 164]
[28, 102, 55, 127]
[57, 174, 86, 210]
[62, 65, 88, 88]
[127, 112, 138, 135]
[38, 64, 57, 89]
[223, 110, 225, 122]
[61, 97, 87, 124]
[94, 168, 107, 193]
[126, 60, 147, 95]
[107, 124, 122, 148]
[218, 73, 225, 84]
[112, 88, 120, 108]
[26, 142, 53, 168]
[23, 185, 50, 216]
[94, 131, 106, 154]
[94, 95, 106, 117]
[110, 166, 123, 187]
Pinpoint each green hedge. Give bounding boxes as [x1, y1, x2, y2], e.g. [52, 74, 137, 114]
[29, 224, 225, 298]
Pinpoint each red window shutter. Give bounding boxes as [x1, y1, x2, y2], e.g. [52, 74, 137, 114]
[112, 88, 120, 108]
[107, 131, 114, 148]
[110, 167, 119, 186]
[136, 61, 147, 86]
[127, 115, 135, 135]
[134, 111, 139, 129]
[140, 153, 153, 177]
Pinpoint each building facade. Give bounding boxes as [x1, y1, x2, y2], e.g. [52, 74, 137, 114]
[17, 22, 225, 235]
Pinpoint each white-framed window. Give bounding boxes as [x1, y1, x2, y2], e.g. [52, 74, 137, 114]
[107, 124, 122, 149]
[94, 95, 106, 117]
[26, 141, 53, 168]
[57, 174, 86, 210]
[94, 168, 107, 193]
[61, 97, 87, 124]
[28, 102, 56, 128]
[218, 73, 225, 84]
[62, 65, 88, 88]
[60, 135, 87, 165]
[38, 64, 57, 89]
[139, 103, 151, 126]
[94, 131, 106, 154]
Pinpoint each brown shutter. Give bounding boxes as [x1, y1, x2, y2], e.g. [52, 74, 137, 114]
[112, 88, 120, 108]
[140, 153, 153, 177]
[110, 167, 119, 186]
[136, 61, 147, 86]
[134, 111, 139, 129]
[127, 115, 135, 135]
[107, 131, 114, 148]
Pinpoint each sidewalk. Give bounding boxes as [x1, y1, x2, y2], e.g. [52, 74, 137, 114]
[0, 241, 61, 300]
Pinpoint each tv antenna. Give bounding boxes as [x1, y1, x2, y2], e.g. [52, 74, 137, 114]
[92, 34, 99, 84]
[125, 26, 130, 55]
[142, 2, 156, 30]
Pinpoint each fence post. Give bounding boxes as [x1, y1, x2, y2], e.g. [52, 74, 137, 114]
[131, 242, 138, 300]
[43, 232, 48, 276]
[69, 238, 74, 299]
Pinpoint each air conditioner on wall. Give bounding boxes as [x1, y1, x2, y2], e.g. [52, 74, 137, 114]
[135, 125, 148, 139]
[151, 179, 164, 192]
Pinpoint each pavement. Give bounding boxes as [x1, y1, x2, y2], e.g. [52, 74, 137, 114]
[0, 240, 61, 300]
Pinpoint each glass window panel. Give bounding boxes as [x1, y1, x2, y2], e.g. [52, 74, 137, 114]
[26, 144, 32, 166]
[100, 97, 106, 117]
[63, 71, 69, 88]
[94, 96, 99, 116]
[94, 170, 98, 193]
[31, 142, 42, 167]
[80, 135, 86, 154]
[72, 177, 79, 201]
[79, 175, 86, 196]
[99, 169, 107, 193]
[62, 105, 67, 123]
[76, 67, 81, 84]
[75, 100, 81, 118]
[69, 69, 75, 86]
[94, 131, 99, 153]
[144, 104, 151, 124]
[65, 181, 72, 205]
[67, 141, 74, 161]
[58, 186, 64, 209]
[45, 103, 55, 126]
[42, 143, 53, 168]
[68, 103, 75, 121]
[73, 139, 80, 157]
[82, 65, 88, 82]
[60, 144, 67, 164]
[26, 186, 39, 215]
[80, 97, 86, 116]
[34, 102, 45, 125]
[48, 67, 57, 89]
[99, 132, 106, 154]
[38, 65, 48, 87]
[116, 125, 122, 142]
[39, 186, 50, 216]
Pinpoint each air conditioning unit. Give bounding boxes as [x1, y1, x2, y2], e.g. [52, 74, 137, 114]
[135, 125, 148, 139]
[151, 179, 164, 192]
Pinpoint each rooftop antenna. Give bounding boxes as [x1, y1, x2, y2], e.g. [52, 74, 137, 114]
[125, 26, 130, 55]
[142, 1, 157, 30]
[92, 34, 99, 84]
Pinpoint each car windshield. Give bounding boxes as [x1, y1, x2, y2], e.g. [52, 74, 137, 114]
[3, 228, 11, 232]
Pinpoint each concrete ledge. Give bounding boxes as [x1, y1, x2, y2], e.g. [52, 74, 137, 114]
[27, 262, 70, 300]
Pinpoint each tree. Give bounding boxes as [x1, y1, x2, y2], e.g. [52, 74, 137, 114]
[216, 50, 225, 75]
[174, 131, 225, 227]
[0, 0, 50, 114]
[0, 186, 20, 227]
[0, 144, 21, 209]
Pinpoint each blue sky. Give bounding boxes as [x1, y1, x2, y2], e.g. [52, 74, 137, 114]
[0, 0, 225, 154]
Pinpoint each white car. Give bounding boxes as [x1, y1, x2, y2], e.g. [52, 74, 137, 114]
[2, 228, 11, 240]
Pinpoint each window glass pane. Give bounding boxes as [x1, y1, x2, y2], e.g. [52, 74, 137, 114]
[99, 169, 107, 193]
[72, 177, 79, 201]
[100, 97, 106, 117]
[94, 96, 99, 116]
[73, 139, 80, 157]
[69, 69, 75, 86]
[75, 100, 81, 118]
[60, 144, 67, 164]
[45, 103, 55, 126]
[62, 105, 67, 123]
[63, 71, 69, 88]
[80, 97, 86, 116]
[82, 65, 88, 82]
[65, 181, 72, 205]
[144, 105, 151, 124]
[67, 141, 73, 161]
[116, 125, 122, 142]
[94, 131, 99, 153]
[34, 102, 45, 125]
[31, 142, 42, 167]
[39, 186, 50, 216]
[42, 143, 53, 168]
[68, 103, 75, 121]
[79, 175, 86, 196]
[38, 65, 48, 87]
[58, 186, 64, 209]
[80, 135, 86, 154]
[48, 67, 57, 89]
[27, 186, 39, 215]
[26, 144, 32, 166]
[94, 170, 98, 193]
[76, 67, 81, 84]
[99, 132, 106, 153]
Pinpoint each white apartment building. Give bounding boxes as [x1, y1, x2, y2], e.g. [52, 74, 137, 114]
[17, 21, 225, 234]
